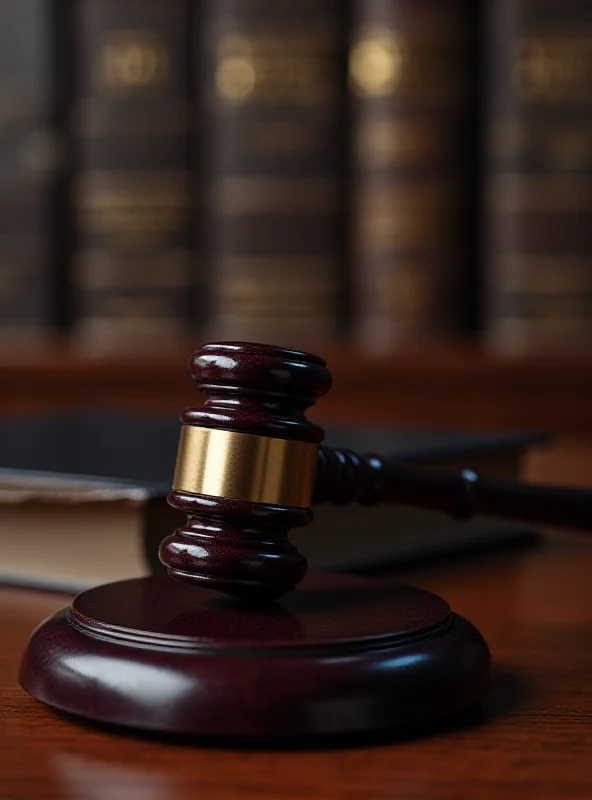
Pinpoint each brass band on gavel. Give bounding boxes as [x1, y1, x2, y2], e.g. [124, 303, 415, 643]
[172, 425, 318, 508]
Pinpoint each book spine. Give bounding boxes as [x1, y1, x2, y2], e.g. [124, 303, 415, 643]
[73, 0, 191, 352]
[485, 0, 592, 353]
[0, 0, 57, 344]
[200, 0, 346, 349]
[349, 0, 477, 351]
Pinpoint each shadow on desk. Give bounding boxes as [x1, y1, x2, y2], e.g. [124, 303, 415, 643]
[3, 531, 592, 800]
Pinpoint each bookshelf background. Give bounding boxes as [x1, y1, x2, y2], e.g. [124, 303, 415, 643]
[1, 0, 591, 484]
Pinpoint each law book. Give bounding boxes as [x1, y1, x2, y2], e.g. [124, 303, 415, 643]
[0, 470, 179, 592]
[349, 0, 479, 351]
[484, 0, 592, 353]
[0, 411, 546, 592]
[72, 0, 192, 352]
[199, 0, 347, 349]
[0, 0, 60, 346]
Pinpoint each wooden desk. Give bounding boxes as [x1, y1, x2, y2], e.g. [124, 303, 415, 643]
[2, 530, 591, 800]
[2, 344, 592, 435]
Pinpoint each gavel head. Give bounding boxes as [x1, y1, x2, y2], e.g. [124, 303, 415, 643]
[159, 341, 332, 601]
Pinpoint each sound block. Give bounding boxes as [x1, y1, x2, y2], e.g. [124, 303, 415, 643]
[20, 573, 492, 739]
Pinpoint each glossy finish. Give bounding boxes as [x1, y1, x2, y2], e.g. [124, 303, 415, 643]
[19, 572, 491, 737]
[182, 341, 332, 441]
[162, 491, 310, 599]
[314, 447, 592, 531]
[162, 341, 331, 599]
[3, 530, 592, 799]
[161, 341, 592, 600]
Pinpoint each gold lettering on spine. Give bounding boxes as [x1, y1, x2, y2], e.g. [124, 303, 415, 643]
[173, 426, 318, 508]
[215, 36, 258, 102]
[349, 28, 465, 99]
[98, 30, 170, 89]
[76, 172, 189, 245]
[512, 37, 592, 98]
[349, 29, 405, 97]
[213, 33, 333, 106]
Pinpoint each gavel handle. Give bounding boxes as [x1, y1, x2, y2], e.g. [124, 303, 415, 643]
[314, 446, 592, 532]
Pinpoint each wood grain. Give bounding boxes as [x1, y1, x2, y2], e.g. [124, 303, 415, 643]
[2, 530, 592, 800]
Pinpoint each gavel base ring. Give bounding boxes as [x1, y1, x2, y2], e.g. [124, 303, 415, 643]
[20, 572, 492, 739]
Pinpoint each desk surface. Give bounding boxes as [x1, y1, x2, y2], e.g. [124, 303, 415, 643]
[2, 530, 592, 800]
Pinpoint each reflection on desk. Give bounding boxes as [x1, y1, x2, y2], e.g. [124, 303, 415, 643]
[1, 530, 592, 800]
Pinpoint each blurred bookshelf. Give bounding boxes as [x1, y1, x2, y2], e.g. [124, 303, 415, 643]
[1, 0, 592, 461]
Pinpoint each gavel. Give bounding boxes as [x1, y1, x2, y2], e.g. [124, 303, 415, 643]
[26, 338, 592, 738]
[160, 340, 592, 600]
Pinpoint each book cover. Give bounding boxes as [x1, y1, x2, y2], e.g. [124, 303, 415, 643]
[199, 0, 348, 349]
[484, 0, 592, 353]
[72, 0, 192, 352]
[349, 0, 479, 350]
[0, 467, 177, 592]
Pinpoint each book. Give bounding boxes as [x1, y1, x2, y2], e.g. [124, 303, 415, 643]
[349, 0, 479, 351]
[0, 411, 546, 592]
[0, 0, 59, 345]
[199, 0, 347, 349]
[71, 0, 192, 352]
[484, 0, 592, 353]
[0, 469, 176, 592]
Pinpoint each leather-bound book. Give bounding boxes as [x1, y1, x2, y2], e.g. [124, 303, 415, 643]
[0, 0, 58, 346]
[484, 0, 592, 353]
[72, 0, 191, 352]
[0, 469, 175, 593]
[199, 0, 347, 349]
[349, 0, 478, 351]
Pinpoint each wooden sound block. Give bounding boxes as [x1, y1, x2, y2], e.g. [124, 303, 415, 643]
[20, 573, 492, 739]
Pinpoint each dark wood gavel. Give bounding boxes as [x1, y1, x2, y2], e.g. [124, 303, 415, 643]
[160, 341, 592, 600]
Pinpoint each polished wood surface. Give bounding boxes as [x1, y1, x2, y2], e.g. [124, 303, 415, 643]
[3, 529, 592, 799]
[1, 342, 592, 435]
[19, 573, 491, 737]
[163, 341, 331, 599]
